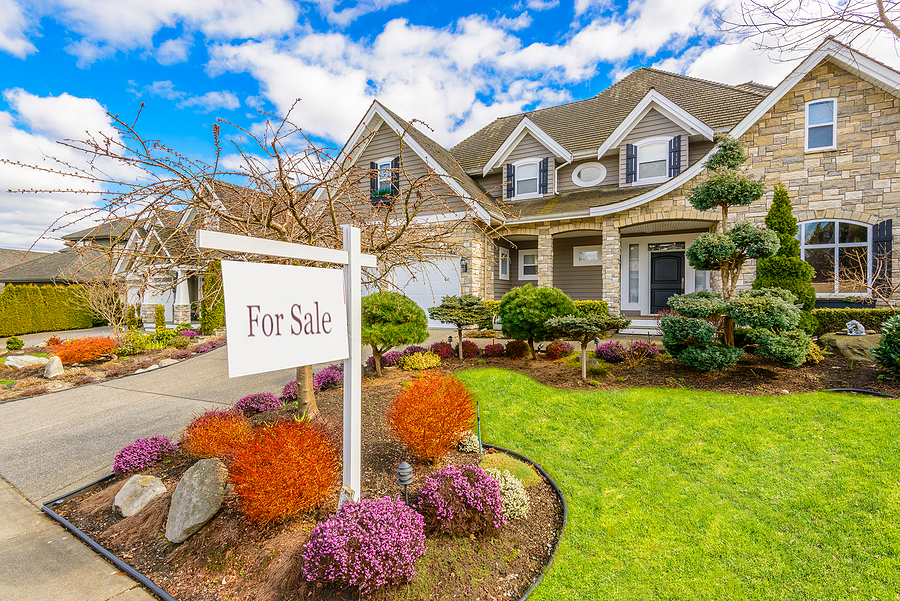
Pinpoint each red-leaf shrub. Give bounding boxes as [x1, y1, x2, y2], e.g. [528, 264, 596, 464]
[301, 496, 426, 593]
[454, 340, 481, 358]
[483, 343, 505, 357]
[414, 464, 506, 537]
[229, 419, 338, 524]
[46, 335, 62, 346]
[546, 339, 574, 360]
[505, 340, 529, 359]
[428, 341, 454, 359]
[180, 409, 252, 458]
[388, 376, 476, 465]
[50, 336, 116, 364]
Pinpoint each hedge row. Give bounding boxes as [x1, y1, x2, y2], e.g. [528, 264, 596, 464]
[0, 284, 94, 337]
[812, 308, 897, 336]
[482, 299, 608, 316]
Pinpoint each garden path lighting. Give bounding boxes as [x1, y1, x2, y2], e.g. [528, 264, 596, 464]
[397, 461, 413, 505]
[448, 335, 453, 345]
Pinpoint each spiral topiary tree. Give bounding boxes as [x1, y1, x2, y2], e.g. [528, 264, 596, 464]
[428, 294, 491, 359]
[498, 285, 576, 359]
[752, 182, 818, 334]
[361, 291, 428, 376]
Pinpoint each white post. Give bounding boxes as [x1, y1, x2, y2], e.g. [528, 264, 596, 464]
[342, 225, 362, 501]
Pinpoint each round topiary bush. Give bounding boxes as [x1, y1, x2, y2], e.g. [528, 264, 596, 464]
[113, 435, 178, 475]
[180, 409, 252, 458]
[483, 343, 505, 357]
[429, 341, 454, 359]
[399, 351, 441, 371]
[545, 339, 574, 360]
[5, 336, 24, 350]
[505, 340, 529, 359]
[229, 419, 338, 524]
[234, 392, 282, 415]
[483, 468, 529, 520]
[754, 329, 811, 368]
[454, 340, 481, 358]
[498, 285, 576, 359]
[361, 291, 428, 376]
[678, 343, 744, 371]
[301, 496, 426, 594]
[872, 314, 900, 376]
[414, 464, 506, 536]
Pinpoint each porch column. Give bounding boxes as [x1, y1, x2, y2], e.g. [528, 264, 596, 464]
[172, 268, 191, 325]
[601, 221, 621, 314]
[538, 227, 553, 288]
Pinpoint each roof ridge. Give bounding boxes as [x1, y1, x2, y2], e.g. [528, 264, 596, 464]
[633, 66, 775, 98]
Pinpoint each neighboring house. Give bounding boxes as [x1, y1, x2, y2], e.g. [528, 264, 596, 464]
[319, 39, 897, 331]
[0, 249, 51, 292]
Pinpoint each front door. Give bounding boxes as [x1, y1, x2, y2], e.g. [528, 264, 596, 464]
[650, 252, 684, 314]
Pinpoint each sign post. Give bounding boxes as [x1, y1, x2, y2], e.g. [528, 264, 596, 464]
[195, 227, 376, 502]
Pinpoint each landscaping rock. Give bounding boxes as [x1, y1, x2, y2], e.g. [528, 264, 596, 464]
[586, 358, 601, 369]
[165, 458, 227, 544]
[114, 475, 167, 517]
[4, 355, 49, 369]
[819, 333, 881, 363]
[43, 356, 64, 378]
[159, 358, 179, 367]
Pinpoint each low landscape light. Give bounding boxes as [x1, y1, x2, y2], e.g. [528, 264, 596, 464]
[397, 461, 413, 505]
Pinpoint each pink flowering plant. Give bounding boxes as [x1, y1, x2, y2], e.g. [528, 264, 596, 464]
[595, 341, 626, 363]
[313, 364, 344, 391]
[365, 350, 403, 371]
[454, 340, 481, 358]
[483, 343, 505, 357]
[414, 464, 506, 537]
[301, 496, 427, 593]
[429, 341, 454, 359]
[113, 435, 178, 475]
[234, 392, 282, 414]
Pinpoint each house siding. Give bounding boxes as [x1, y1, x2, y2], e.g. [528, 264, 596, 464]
[492, 242, 538, 300]
[552, 235, 604, 300]
[557, 155, 619, 192]
[618, 108, 690, 187]
[689, 139, 716, 167]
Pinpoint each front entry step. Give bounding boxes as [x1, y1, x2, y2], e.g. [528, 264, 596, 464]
[619, 318, 661, 336]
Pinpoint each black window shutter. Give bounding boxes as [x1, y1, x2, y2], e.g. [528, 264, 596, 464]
[625, 144, 636, 183]
[539, 158, 549, 194]
[369, 162, 377, 195]
[506, 163, 515, 199]
[873, 219, 893, 295]
[390, 156, 400, 197]
[669, 135, 682, 177]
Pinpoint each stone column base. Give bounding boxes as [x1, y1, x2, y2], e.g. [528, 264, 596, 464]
[172, 305, 191, 325]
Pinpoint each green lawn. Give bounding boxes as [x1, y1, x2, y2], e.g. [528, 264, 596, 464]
[456, 368, 900, 600]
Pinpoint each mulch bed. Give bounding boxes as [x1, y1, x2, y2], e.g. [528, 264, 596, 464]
[56, 367, 563, 601]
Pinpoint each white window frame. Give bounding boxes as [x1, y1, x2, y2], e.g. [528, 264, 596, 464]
[498, 247, 509, 281]
[511, 157, 543, 200]
[519, 249, 539, 280]
[805, 99, 837, 152]
[573, 245, 602, 266]
[571, 161, 608, 188]
[799, 219, 871, 296]
[634, 136, 671, 185]
[375, 156, 394, 192]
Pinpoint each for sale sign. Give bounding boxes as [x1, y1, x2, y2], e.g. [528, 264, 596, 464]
[220, 261, 348, 378]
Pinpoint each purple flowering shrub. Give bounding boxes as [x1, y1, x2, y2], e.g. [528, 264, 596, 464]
[454, 340, 481, 358]
[281, 379, 299, 402]
[414, 464, 506, 537]
[234, 392, 282, 414]
[628, 340, 660, 359]
[403, 345, 427, 356]
[595, 341, 626, 363]
[113, 435, 178, 475]
[483, 343, 505, 357]
[179, 329, 199, 340]
[314, 363, 344, 391]
[545, 339, 574, 360]
[365, 350, 404, 371]
[75, 375, 96, 385]
[429, 341, 454, 359]
[301, 496, 426, 593]
[172, 351, 193, 360]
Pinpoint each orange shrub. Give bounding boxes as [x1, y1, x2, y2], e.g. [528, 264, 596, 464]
[46, 336, 62, 346]
[228, 419, 338, 524]
[50, 336, 116, 364]
[388, 376, 476, 465]
[180, 409, 252, 458]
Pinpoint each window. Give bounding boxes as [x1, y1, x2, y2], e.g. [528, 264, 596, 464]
[806, 99, 836, 151]
[376, 158, 393, 192]
[628, 244, 639, 303]
[800, 220, 870, 294]
[499, 248, 509, 281]
[506, 158, 548, 200]
[519, 250, 538, 280]
[638, 143, 667, 181]
[573, 245, 602, 266]
[572, 162, 607, 187]
[516, 162, 538, 195]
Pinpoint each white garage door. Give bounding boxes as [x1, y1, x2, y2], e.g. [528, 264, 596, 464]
[394, 257, 461, 328]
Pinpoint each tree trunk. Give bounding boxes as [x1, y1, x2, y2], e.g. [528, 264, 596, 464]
[373, 347, 383, 377]
[458, 327, 464, 359]
[294, 365, 318, 416]
[581, 345, 588, 380]
[528, 338, 537, 360]
[722, 316, 735, 347]
[721, 204, 729, 233]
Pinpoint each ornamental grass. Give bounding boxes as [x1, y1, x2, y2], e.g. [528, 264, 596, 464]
[180, 409, 252, 459]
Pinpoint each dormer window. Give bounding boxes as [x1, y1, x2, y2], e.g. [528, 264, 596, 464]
[625, 136, 682, 185]
[639, 143, 667, 180]
[369, 156, 399, 205]
[505, 158, 549, 200]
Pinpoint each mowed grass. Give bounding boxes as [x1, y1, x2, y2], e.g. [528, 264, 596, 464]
[455, 368, 900, 601]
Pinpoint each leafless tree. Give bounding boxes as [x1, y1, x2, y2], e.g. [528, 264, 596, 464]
[721, 0, 900, 57]
[837, 246, 899, 310]
[2, 102, 507, 415]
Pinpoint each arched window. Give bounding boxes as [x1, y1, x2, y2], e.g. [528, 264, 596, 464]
[799, 220, 870, 295]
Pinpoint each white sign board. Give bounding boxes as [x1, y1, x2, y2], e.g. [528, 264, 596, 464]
[220, 260, 349, 378]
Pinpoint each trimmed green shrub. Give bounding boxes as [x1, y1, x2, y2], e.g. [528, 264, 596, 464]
[659, 314, 717, 356]
[200, 260, 225, 335]
[429, 295, 490, 359]
[498, 285, 576, 359]
[725, 289, 801, 331]
[399, 351, 442, 371]
[872, 314, 900, 376]
[362, 291, 428, 376]
[126, 304, 141, 330]
[678, 343, 743, 371]
[812, 308, 896, 336]
[667, 291, 725, 318]
[6, 336, 24, 350]
[0, 284, 94, 337]
[154, 304, 165, 333]
[167, 335, 191, 349]
[753, 329, 811, 368]
[573, 300, 609, 316]
[544, 313, 631, 378]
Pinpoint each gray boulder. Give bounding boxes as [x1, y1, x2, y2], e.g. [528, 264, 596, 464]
[5, 355, 49, 369]
[114, 475, 167, 517]
[165, 458, 228, 544]
[819, 332, 881, 363]
[43, 356, 64, 378]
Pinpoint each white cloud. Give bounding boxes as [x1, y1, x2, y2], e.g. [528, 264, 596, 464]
[525, 0, 558, 10]
[0, 0, 36, 58]
[495, 13, 532, 31]
[157, 36, 193, 65]
[310, 0, 409, 27]
[179, 91, 241, 112]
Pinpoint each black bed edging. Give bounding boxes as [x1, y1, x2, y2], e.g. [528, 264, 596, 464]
[41, 475, 178, 601]
[40, 445, 566, 601]
[823, 388, 899, 398]
[482, 443, 568, 601]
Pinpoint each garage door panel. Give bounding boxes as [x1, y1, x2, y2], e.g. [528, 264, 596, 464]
[394, 258, 461, 328]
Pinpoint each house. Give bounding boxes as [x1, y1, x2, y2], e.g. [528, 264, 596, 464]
[318, 38, 897, 330]
[0, 248, 51, 292]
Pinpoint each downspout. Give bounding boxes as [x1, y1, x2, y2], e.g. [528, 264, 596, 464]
[554, 158, 571, 195]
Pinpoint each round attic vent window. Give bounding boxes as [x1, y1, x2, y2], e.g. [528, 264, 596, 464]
[572, 162, 607, 187]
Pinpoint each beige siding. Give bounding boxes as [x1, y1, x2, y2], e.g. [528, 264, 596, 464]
[557, 155, 619, 193]
[492, 242, 537, 300]
[354, 122, 469, 215]
[552, 235, 604, 300]
[618, 108, 690, 187]
[689, 139, 715, 168]
[503, 132, 555, 200]
[477, 172, 504, 199]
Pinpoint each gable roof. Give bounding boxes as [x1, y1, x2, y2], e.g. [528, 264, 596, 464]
[61, 219, 133, 244]
[0, 248, 111, 284]
[481, 117, 573, 176]
[0, 249, 51, 272]
[451, 68, 769, 172]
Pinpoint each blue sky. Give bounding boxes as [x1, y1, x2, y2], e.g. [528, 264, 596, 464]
[1, 0, 898, 251]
